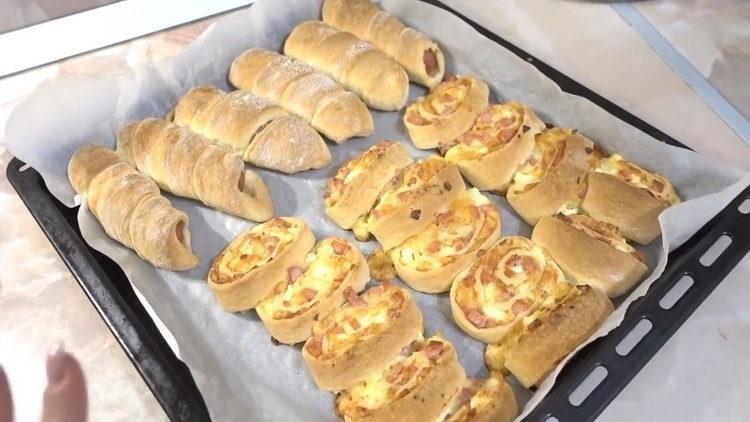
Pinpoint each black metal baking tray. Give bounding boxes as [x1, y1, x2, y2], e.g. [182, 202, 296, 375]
[6, 1, 750, 421]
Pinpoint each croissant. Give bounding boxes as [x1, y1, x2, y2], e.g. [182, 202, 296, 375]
[322, 0, 445, 87]
[67, 145, 198, 270]
[229, 48, 373, 143]
[171, 85, 331, 174]
[284, 20, 409, 111]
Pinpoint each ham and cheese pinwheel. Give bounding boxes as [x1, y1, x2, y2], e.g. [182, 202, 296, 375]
[302, 282, 423, 391]
[353, 156, 465, 250]
[444, 101, 545, 192]
[532, 214, 648, 297]
[390, 189, 501, 293]
[257, 237, 369, 344]
[403, 76, 489, 149]
[324, 141, 413, 230]
[449, 236, 574, 344]
[438, 374, 518, 422]
[208, 217, 315, 312]
[335, 335, 466, 422]
[506, 128, 599, 225]
[484, 284, 613, 388]
[583, 153, 680, 244]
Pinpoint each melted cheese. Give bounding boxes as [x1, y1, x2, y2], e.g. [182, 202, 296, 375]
[561, 214, 636, 255]
[217, 218, 299, 281]
[412, 78, 472, 122]
[510, 128, 572, 194]
[324, 141, 393, 207]
[439, 376, 506, 422]
[594, 154, 680, 204]
[445, 102, 525, 162]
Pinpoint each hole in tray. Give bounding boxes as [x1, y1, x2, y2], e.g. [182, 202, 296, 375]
[739, 199, 750, 214]
[19, 163, 31, 172]
[568, 365, 608, 406]
[699, 234, 732, 266]
[659, 275, 694, 310]
[544, 417, 560, 422]
[615, 318, 653, 356]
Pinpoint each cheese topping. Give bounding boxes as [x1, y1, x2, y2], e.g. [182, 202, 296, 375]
[393, 188, 498, 272]
[336, 335, 447, 417]
[257, 238, 356, 319]
[304, 283, 407, 359]
[557, 214, 641, 259]
[324, 141, 394, 207]
[215, 218, 298, 282]
[445, 102, 525, 162]
[509, 128, 573, 194]
[594, 154, 680, 205]
[439, 376, 506, 422]
[405, 77, 473, 126]
[454, 236, 573, 330]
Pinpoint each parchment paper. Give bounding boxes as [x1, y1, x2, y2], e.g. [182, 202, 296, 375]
[2, 0, 749, 420]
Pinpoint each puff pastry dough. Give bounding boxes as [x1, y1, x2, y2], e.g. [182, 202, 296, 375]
[67, 145, 197, 270]
[322, 0, 445, 87]
[117, 118, 273, 222]
[284, 21, 409, 111]
[207, 217, 315, 312]
[444, 101, 545, 192]
[324, 141, 414, 230]
[390, 189, 501, 293]
[404, 76, 489, 149]
[256, 237, 369, 344]
[229, 48, 373, 143]
[171, 85, 331, 173]
[438, 374, 517, 422]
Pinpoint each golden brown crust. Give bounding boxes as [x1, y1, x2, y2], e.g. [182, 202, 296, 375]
[404, 76, 490, 149]
[531, 215, 648, 297]
[322, 0, 445, 87]
[440, 375, 517, 422]
[504, 285, 613, 388]
[207, 217, 315, 312]
[284, 20, 409, 111]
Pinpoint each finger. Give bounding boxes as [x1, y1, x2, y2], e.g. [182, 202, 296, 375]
[0, 365, 12, 422]
[42, 348, 87, 422]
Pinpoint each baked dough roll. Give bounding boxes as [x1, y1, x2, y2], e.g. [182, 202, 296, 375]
[506, 128, 598, 225]
[449, 236, 574, 344]
[532, 215, 648, 297]
[284, 21, 409, 111]
[171, 85, 331, 173]
[438, 375, 518, 422]
[207, 217, 315, 312]
[404, 76, 490, 149]
[322, 0, 445, 87]
[67, 145, 198, 271]
[324, 141, 413, 230]
[352, 156, 465, 250]
[582, 154, 680, 244]
[302, 282, 423, 391]
[228, 48, 374, 143]
[116, 118, 274, 222]
[484, 284, 613, 388]
[335, 335, 465, 422]
[256, 237, 369, 344]
[390, 189, 501, 293]
[444, 102, 545, 192]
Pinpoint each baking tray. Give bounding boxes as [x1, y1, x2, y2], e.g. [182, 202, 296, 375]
[6, 1, 750, 420]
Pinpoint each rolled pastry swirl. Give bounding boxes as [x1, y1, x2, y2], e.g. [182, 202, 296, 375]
[116, 118, 273, 222]
[444, 101, 545, 192]
[449, 236, 574, 344]
[256, 237, 369, 345]
[438, 374, 518, 422]
[67, 145, 197, 270]
[390, 188, 501, 293]
[284, 20, 409, 111]
[229, 48, 373, 143]
[171, 85, 331, 174]
[302, 282, 424, 391]
[207, 217, 315, 312]
[403, 75, 489, 149]
[322, 0, 445, 87]
[335, 334, 466, 422]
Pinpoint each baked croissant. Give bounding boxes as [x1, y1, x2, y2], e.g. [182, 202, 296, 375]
[67, 145, 198, 270]
[322, 0, 445, 87]
[116, 118, 273, 222]
[284, 20, 409, 111]
[171, 85, 331, 174]
[229, 48, 373, 143]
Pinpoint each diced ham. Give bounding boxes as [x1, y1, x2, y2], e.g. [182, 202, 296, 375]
[424, 340, 445, 360]
[265, 236, 280, 254]
[436, 210, 454, 224]
[426, 240, 442, 253]
[479, 203, 496, 214]
[498, 116, 514, 126]
[453, 237, 469, 250]
[371, 209, 384, 219]
[401, 340, 422, 357]
[466, 309, 489, 328]
[347, 316, 361, 330]
[288, 266, 304, 282]
[499, 127, 517, 142]
[300, 287, 317, 301]
[344, 287, 368, 307]
[385, 362, 405, 383]
[479, 111, 493, 124]
[306, 334, 323, 358]
[457, 386, 477, 405]
[406, 110, 429, 125]
[331, 240, 351, 255]
[469, 206, 481, 219]
[512, 300, 531, 314]
[480, 269, 496, 284]
[397, 190, 411, 202]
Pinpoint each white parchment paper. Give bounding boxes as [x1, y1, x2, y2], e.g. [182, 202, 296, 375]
[2, 0, 749, 420]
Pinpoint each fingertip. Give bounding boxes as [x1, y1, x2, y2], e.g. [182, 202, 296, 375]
[0, 365, 12, 422]
[42, 350, 87, 422]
